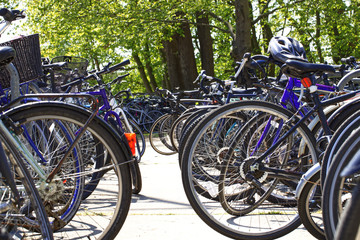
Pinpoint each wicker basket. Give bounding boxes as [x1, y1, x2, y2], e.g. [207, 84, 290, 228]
[0, 34, 43, 89]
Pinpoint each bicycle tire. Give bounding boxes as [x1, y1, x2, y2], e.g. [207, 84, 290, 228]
[336, 68, 360, 91]
[130, 160, 142, 194]
[5, 101, 132, 239]
[149, 113, 178, 155]
[334, 181, 360, 240]
[322, 127, 360, 240]
[178, 108, 213, 165]
[321, 109, 360, 188]
[0, 134, 53, 239]
[142, 109, 163, 133]
[170, 111, 193, 152]
[297, 171, 325, 239]
[181, 100, 318, 240]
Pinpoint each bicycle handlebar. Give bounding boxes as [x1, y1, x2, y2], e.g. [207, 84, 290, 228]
[60, 59, 130, 91]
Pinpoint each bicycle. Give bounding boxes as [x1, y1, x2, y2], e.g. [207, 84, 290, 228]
[0, 8, 134, 238]
[120, 89, 164, 133]
[59, 59, 144, 194]
[180, 52, 360, 239]
[0, 13, 53, 237]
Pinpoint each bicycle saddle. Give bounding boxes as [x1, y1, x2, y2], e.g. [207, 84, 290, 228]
[0, 46, 15, 66]
[282, 59, 336, 78]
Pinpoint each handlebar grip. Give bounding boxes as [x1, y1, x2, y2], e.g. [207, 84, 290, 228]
[108, 59, 130, 73]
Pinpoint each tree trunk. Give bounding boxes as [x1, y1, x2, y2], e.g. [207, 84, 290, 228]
[162, 36, 184, 90]
[177, 20, 197, 89]
[232, 0, 252, 61]
[315, 10, 324, 63]
[259, 0, 273, 52]
[144, 43, 158, 92]
[196, 11, 215, 76]
[249, 2, 261, 54]
[132, 52, 152, 93]
[159, 48, 171, 89]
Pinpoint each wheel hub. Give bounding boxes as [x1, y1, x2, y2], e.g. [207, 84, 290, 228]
[39, 177, 65, 202]
[240, 157, 268, 183]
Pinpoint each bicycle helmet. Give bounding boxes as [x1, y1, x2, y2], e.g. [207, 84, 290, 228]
[268, 36, 307, 63]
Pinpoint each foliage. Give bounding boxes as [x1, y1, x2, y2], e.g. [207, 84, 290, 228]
[5, 0, 359, 92]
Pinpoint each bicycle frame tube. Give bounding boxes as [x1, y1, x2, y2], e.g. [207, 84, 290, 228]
[0, 119, 47, 179]
[255, 85, 360, 166]
[0, 137, 21, 203]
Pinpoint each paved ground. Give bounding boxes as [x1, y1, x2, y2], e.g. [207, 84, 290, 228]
[115, 140, 316, 240]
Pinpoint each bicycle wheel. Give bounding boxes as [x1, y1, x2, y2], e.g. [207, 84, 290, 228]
[322, 127, 360, 240]
[321, 109, 360, 188]
[142, 109, 163, 133]
[334, 181, 360, 240]
[218, 110, 300, 215]
[170, 111, 193, 152]
[149, 113, 178, 155]
[336, 68, 360, 91]
[5, 101, 132, 239]
[0, 134, 53, 239]
[20, 117, 85, 231]
[297, 170, 325, 239]
[181, 100, 318, 240]
[178, 108, 215, 165]
[130, 160, 142, 194]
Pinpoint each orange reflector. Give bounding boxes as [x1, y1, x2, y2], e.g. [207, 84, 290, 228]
[63, 180, 67, 184]
[301, 77, 312, 88]
[125, 133, 137, 156]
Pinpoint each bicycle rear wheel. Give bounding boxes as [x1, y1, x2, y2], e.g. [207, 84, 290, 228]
[181, 100, 318, 240]
[5, 101, 132, 239]
[0, 133, 53, 239]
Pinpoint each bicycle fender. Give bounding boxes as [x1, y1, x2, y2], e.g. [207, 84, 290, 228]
[327, 96, 360, 124]
[295, 163, 320, 199]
